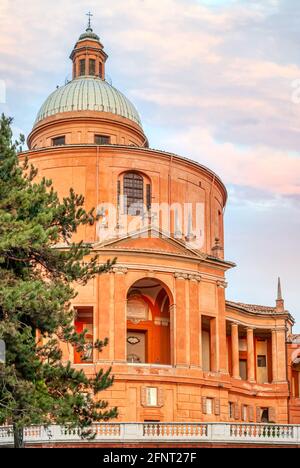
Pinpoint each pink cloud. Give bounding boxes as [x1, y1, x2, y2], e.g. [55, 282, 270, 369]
[162, 127, 300, 197]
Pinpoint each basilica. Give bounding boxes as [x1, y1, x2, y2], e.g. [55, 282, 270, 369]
[23, 22, 300, 425]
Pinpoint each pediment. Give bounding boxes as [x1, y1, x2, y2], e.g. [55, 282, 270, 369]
[94, 227, 205, 259]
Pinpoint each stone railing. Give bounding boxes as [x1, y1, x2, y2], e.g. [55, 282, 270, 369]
[0, 422, 300, 446]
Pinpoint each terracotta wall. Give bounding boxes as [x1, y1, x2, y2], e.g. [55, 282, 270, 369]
[23, 145, 226, 256]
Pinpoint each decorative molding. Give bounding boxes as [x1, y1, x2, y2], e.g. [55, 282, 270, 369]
[174, 272, 189, 280]
[188, 274, 202, 282]
[174, 272, 201, 282]
[127, 336, 141, 345]
[127, 297, 149, 322]
[217, 280, 228, 289]
[141, 386, 164, 408]
[226, 317, 286, 331]
[106, 262, 225, 283]
[112, 266, 128, 275]
[154, 318, 170, 327]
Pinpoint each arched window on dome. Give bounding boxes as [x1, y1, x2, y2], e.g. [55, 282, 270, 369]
[89, 59, 96, 76]
[79, 59, 86, 76]
[120, 172, 152, 217]
[99, 62, 103, 79]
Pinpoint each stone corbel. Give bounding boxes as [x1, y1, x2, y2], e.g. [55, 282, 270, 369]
[217, 280, 228, 289]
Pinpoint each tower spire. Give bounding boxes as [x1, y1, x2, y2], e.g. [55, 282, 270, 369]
[277, 277, 282, 301]
[276, 277, 285, 312]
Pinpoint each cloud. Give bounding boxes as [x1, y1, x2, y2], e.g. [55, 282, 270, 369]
[159, 126, 300, 198]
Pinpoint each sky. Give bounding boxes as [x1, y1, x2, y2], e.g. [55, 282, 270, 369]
[0, 0, 299, 329]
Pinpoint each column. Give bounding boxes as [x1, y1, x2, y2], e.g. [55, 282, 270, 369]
[217, 280, 227, 374]
[174, 273, 188, 367]
[210, 318, 218, 372]
[98, 273, 111, 361]
[114, 267, 128, 362]
[272, 329, 278, 383]
[109, 272, 115, 361]
[231, 323, 240, 379]
[189, 275, 201, 367]
[277, 329, 287, 382]
[272, 328, 287, 383]
[247, 327, 256, 383]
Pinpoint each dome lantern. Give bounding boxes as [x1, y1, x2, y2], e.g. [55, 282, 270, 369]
[28, 16, 148, 149]
[70, 13, 108, 80]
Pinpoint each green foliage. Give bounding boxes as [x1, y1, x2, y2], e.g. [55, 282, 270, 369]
[0, 114, 117, 442]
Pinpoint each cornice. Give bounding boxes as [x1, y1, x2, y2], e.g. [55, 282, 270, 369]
[21, 144, 227, 203]
[226, 301, 294, 322]
[96, 246, 234, 271]
[105, 262, 224, 284]
[27, 113, 146, 149]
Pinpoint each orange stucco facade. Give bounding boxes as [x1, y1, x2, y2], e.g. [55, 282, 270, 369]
[22, 25, 300, 425]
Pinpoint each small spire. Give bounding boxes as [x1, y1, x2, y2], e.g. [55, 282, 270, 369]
[86, 11, 93, 31]
[276, 277, 285, 313]
[277, 277, 282, 301]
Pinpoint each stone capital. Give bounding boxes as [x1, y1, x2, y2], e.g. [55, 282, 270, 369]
[112, 266, 128, 275]
[188, 274, 202, 282]
[174, 272, 188, 280]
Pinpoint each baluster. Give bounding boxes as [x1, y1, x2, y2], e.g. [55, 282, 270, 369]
[257, 425, 261, 438]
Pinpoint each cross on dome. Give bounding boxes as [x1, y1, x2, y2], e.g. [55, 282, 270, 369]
[86, 11, 93, 30]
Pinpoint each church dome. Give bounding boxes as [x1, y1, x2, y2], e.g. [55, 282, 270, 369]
[78, 26, 100, 41]
[34, 76, 142, 127]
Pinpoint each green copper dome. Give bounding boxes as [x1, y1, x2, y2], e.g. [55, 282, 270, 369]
[78, 26, 100, 41]
[34, 77, 142, 127]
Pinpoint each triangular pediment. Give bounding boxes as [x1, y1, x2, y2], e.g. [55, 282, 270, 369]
[94, 227, 205, 259]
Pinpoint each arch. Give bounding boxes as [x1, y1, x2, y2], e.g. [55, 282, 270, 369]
[126, 277, 173, 365]
[291, 350, 300, 397]
[117, 170, 152, 217]
[291, 349, 300, 364]
[126, 277, 174, 306]
[118, 169, 152, 184]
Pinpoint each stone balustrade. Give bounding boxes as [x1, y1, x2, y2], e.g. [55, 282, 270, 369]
[1, 422, 300, 446]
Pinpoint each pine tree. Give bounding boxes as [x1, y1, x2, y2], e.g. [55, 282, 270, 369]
[0, 114, 118, 448]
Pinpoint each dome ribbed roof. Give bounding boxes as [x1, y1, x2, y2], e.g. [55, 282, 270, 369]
[78, 27, 100, 41]
[34, 77, 142, 127]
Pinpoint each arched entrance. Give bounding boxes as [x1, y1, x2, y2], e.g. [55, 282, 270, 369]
[126, 278, 172, 365]
[291, 352, 300, 397]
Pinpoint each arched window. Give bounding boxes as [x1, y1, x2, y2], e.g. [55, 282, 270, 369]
[89, 59, 96, 76]
[123, 172, 144, 216]
[79, 59, 86, 76]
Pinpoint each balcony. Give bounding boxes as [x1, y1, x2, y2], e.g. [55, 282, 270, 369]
[1, 422, 300, 447]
